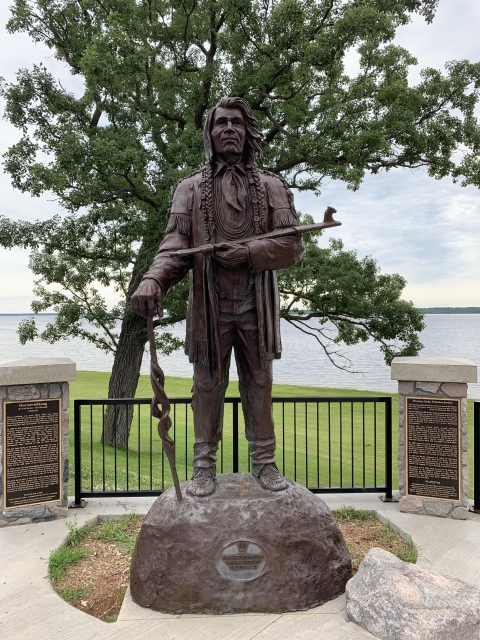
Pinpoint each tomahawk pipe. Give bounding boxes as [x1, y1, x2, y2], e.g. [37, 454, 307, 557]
[168, 206, 340, 258]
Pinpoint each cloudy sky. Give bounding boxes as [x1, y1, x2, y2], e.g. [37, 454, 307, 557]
[1, 1, 480, 313]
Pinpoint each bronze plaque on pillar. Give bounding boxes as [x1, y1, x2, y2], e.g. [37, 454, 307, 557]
[3, 399, 62, 509]
[406, 397, 460, 501]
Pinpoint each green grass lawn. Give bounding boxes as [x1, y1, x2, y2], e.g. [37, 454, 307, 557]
[69, 371, 475, 499]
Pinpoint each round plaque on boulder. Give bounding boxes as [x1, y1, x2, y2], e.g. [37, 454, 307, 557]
[130, 473, 352, 614]
[217, 539, 268, 581]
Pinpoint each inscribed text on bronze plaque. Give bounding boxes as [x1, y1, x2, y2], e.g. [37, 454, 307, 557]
[216, 540, 267, 581]
[406, 397, 460, 501]
[3, 399, 62, 509]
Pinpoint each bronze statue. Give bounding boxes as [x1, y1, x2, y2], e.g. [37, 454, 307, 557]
[133, 97, 315, 497]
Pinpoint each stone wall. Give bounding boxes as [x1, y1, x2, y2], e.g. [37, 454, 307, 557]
[0, 357, 75, 527]
[397, 380, 469, 520]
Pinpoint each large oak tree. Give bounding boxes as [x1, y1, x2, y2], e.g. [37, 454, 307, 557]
[2, 0, 479, 445]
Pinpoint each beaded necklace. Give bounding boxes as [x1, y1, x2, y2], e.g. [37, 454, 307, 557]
[201, 161, 266, 301]
[212, 166, 255, 241]
[201, 162, 266, 241]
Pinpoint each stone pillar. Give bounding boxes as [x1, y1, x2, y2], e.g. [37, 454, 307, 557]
[0, 357, 76, 527]
[391, 357, 477, 520]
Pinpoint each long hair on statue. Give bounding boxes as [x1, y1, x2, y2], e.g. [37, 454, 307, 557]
[203, 97, 264, 165]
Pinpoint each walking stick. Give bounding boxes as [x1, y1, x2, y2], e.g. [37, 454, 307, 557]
[147, 314, 183, 501]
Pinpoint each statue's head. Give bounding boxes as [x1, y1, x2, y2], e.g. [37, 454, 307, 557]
[203, 97, 264, 165]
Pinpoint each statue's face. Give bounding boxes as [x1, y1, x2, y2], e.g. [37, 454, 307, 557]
[211, 107, 246, 158]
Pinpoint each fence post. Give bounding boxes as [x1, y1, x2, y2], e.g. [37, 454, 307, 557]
[381, 396, 394, 501]
[474, 403, 480, 513]
[232, 400, 239, 473]
[70, 400, 87, 508]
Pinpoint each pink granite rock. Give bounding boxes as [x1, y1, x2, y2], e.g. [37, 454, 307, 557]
[399, 496, 423, 513]
[346, 548, 480, 640]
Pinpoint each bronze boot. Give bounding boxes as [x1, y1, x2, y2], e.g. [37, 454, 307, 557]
[252, 462, 288, 491]
[187, 466, 216, 496]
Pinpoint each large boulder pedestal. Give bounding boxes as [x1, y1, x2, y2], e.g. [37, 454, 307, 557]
[130, 473, 352, 614]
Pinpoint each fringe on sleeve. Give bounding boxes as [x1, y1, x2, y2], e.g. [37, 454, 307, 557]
[272, 208, 299, 229]
[165, 213, 192, 235]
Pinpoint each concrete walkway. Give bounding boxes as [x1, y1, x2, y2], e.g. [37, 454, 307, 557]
[1, 493, 480, 640]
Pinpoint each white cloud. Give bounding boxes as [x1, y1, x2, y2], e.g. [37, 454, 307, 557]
[394, 3, 480, 81]
[296, 166, 480, 301]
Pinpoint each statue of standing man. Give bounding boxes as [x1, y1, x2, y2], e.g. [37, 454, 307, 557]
[132, 97, 304, 497]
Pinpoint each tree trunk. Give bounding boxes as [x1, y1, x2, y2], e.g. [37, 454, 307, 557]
[101, 232, 165, 447]
[101, 238, 159, 447]
[101, 312, 147, 447]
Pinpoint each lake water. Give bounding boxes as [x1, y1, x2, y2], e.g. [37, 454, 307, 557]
[1, 314, 479, 398]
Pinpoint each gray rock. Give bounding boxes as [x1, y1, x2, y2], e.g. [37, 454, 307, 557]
[47, 503, 67, 518]
[415, 381, 440, 394]
[461, 398, 468, 428]
[7, 385, 40, 400]
[130, 473, 352, 614]
[49, 383, 61, 398]
[62, 383, 69, 410]
[398, 382, 414, 395]
[451, 507, 468, 520]
[63, 458, 69, 482]
[423, 499, 452, 517]
[33, 514, 56, 523]
[346, 547, 480, 640]
[62, 435, 69, 457]
[462, 467, 470, 495]
[62, 411, 69, 435]
[2, 504, 46, 519]
[441, 382, 468, 398]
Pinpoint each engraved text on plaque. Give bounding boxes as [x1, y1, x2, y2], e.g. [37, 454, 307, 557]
[3, 399, 62, 509]
[406, 397, 460, 501]
[216, 540, 268, 581]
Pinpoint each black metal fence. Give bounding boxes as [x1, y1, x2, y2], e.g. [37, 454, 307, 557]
[72, 396, 393, 506]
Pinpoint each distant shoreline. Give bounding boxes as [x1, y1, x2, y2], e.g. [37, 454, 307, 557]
[420, 308, 480, 314]
[2, 309, 480, 316]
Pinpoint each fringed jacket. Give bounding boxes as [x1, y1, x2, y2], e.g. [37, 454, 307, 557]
[142, 162, 304, 382]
